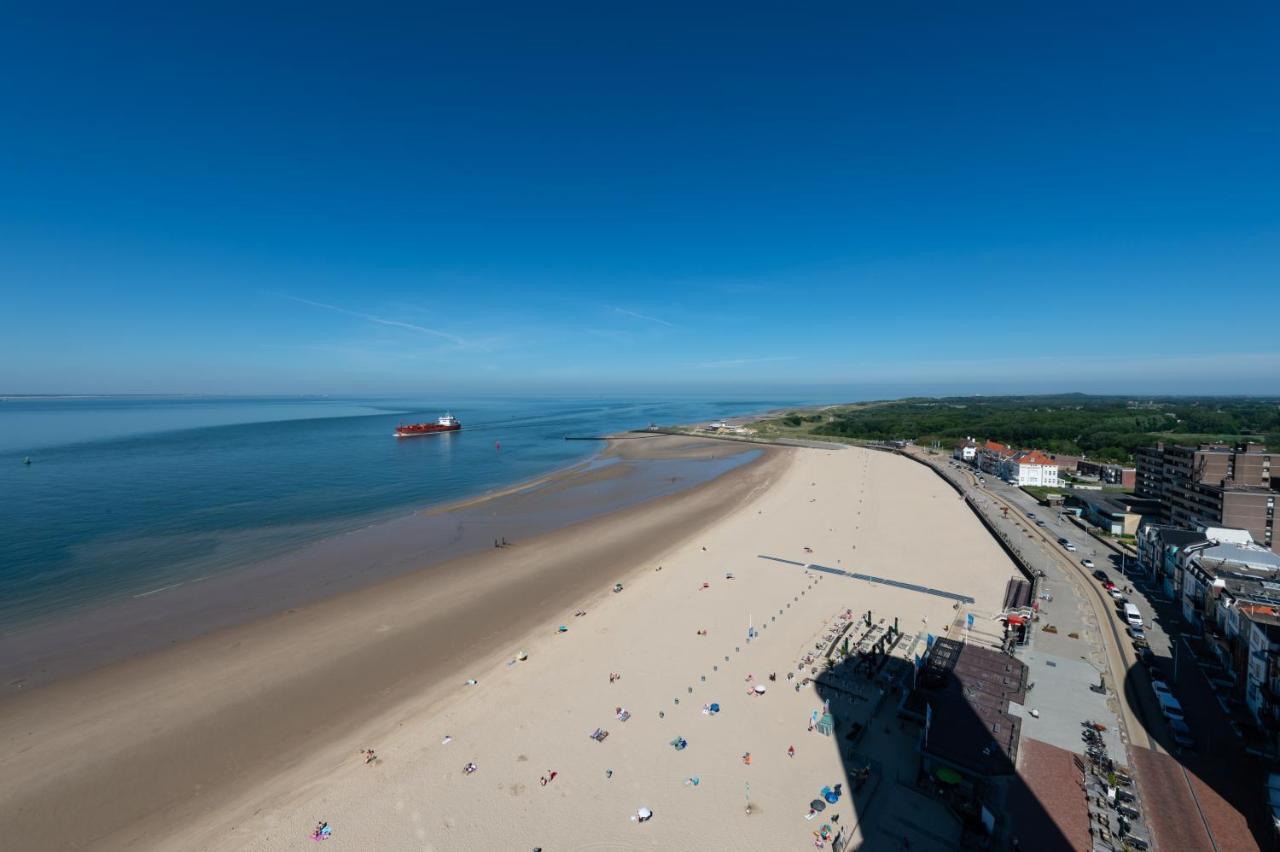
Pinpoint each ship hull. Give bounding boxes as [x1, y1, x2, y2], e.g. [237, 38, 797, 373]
[394, 424, 462, 437]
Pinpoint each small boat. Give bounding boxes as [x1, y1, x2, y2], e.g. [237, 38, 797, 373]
[395, 413, 461, 437]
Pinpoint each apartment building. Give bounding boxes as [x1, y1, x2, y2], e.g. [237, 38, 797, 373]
[1137, 525, 1207, 598]
[1242, 606, 1280, 734]
[1134, 442, 1278, 553]
[953, 438, 978, 462]
[1179, 538, 1280, 631]
[1176, 538, 1280, 734]
[977, 440, 1012, 475]
[1076, 459, 1136, 488]
[1134, 445, 1166, 499]
[1000, 450, 1059, 487]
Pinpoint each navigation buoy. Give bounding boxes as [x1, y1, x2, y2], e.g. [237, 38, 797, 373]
[22, 457, 31, 465]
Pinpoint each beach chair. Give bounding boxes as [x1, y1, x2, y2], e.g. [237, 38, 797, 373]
[590, 728, 609, 742]
[617, 709, 631, 722]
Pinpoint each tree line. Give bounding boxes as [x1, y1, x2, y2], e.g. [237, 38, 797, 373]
[799, 395, 1280, 463]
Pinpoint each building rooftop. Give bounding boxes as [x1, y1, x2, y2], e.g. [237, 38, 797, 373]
[909, 639, 1026, 777]
[1014, 450, 1055, 466]
[1156, 528, 1210, 548]
[1069, 490, 1163, 516]
[1195, 543, 1280, 573]
[1239, 603, 1280, 631]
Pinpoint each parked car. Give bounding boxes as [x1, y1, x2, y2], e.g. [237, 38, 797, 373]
[1036, 520, 1047, 527]
[1027, 512, 1036, 519]
[1109, 589, 1126, 600]
[1093, 569, 1109, 581]
[1058, 537, 1070, 545]
[1065, 543, 1077, 552]
[1158, 693, 1186, 721]
[1104, 581, 1117, 591]
[1082, 559, 1096, 569]
[1151, 679, 1173, 698]
[1129, 625, 1146, 640]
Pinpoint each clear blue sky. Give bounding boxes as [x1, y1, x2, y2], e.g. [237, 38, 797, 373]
[2, 3, 1277, 396]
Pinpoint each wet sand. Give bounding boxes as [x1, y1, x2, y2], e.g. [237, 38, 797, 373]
[1, 434, 755, 691]
[0, 435, 782, 851]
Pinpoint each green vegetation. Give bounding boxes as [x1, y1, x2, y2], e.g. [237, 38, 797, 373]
[755, 395, 1280, 463]
[1020, 486, 1065, 504]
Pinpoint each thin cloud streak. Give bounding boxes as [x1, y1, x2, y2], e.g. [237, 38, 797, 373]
[693, 355, 801, 368]
[611, 306, 677, 328]
[282, 295, 470, 347]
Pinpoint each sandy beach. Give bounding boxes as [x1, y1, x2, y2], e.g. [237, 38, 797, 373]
[0, 435, 757, 690]
[0, 439, 1018, 851]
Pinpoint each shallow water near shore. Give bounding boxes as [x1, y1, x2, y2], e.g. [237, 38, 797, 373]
[1, 435, 760, 689]
[0, 395, 801, 629]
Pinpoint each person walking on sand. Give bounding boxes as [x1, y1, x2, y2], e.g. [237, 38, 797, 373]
[787, 745, 796, 758]
[742, 752, 752, 765]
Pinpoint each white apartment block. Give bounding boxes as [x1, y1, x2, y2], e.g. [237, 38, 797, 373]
[1000, 450, 1059, 487]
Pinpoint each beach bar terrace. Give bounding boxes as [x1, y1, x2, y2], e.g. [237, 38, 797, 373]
[901, 638, 1029, 843]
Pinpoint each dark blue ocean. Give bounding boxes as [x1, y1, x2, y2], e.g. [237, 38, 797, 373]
[0, 396, 808, 626]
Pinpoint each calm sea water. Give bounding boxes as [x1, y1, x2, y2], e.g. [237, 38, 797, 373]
[0, 396, 806, 625]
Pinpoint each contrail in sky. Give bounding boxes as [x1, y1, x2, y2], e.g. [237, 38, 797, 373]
[283, 295, 468, 346]
[611, 306, 676, 328]
[694, 355, 800, 368]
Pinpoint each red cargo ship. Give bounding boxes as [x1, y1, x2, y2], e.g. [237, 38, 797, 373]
[395, 413, 461, 437]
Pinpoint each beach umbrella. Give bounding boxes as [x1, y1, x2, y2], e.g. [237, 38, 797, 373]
[754, 684, 766, 694]
[935, 767, 963, 785]
[709, 703, 720, 713]
[809, 799, 827, 812]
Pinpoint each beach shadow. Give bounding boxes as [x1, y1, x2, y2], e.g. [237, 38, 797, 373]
[1120, 638, 1274, 850]
[813, 635, 1076, 851]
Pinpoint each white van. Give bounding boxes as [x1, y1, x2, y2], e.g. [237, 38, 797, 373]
[1123, 603, 1142, 628]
